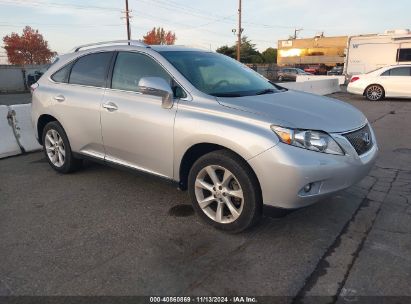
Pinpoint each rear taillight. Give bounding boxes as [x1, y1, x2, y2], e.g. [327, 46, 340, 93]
[350, 77, 360, 83]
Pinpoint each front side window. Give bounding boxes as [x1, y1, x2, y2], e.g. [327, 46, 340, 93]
[69, 52, 113, 87]
[111, 52, 171, 92]
[160, 51, 281, 97]
[382, 67, 411, 76]
[398, 48, 411, 62]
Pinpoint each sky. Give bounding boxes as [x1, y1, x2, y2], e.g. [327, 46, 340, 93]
[0, 0, 411, 63]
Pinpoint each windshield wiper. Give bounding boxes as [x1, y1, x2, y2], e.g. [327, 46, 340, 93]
[212, 93, 243, 97]
[255, 89, 276, 95]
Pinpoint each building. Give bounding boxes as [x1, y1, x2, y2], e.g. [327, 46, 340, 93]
[277, 35, 348, 67]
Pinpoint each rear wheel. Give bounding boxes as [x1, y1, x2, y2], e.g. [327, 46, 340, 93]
[42, 121, 82, 173]
[188, 150, 262, 233]
[365, 84, 384, 101]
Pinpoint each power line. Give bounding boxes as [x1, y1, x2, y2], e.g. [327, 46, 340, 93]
[141, 0, 235, 22]
[137, 0, 315, 32]
[0, 22, 124, 28]
[0, 0, 288, 50]
[138, 0, 236, 25]
[0, 0, 121, 12]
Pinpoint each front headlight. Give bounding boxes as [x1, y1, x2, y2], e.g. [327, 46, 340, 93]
[271, 125, 344, 155]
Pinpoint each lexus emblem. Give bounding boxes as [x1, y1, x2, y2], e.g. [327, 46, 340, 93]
[362, 132, 371, 146]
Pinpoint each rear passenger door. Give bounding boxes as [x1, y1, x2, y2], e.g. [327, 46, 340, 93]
[50, 52, 114, 158]
[380, 67, 411, 97]
[100, 51, 177, 178]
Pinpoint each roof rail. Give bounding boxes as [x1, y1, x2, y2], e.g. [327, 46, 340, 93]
[72, 40, 150, 52]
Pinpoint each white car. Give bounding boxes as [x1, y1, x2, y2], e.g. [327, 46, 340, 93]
[347, 65, 411, 101]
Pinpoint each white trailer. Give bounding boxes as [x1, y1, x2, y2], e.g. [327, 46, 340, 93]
[344, 29, 411, 76]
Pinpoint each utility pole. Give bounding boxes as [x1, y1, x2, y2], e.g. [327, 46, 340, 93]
[237, 0, 242, 61]
[125, 0, 131, 41]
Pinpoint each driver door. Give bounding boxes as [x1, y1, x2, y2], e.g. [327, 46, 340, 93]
[100, 51, 177, 178]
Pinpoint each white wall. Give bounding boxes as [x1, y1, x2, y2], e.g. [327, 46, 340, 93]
[0, 65, 48, 92]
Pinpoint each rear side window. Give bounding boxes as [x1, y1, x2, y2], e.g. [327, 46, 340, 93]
[111, 52, 171, 92]
[398, 48, 411, 62]
[382, 67, 411, 76]
[51, 63, 73, 83]
[69, 52, 113, 87]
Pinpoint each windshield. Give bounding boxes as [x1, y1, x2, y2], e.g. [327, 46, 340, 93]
[160, 51, 281, 97]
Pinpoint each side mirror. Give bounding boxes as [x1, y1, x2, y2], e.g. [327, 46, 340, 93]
[138, 77, 174, 109]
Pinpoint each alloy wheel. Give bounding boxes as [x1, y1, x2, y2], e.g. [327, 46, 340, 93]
[366, 85, 383, 101]
[194, 165, 244, 224]
[45, 129, 65, 167]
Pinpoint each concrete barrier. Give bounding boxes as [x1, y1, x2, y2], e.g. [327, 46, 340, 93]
[0, 105, 21, 158]
[296, 75, 346, 85]
[9, 104, 42, 153]
[0, 103, 42, 159]
[280, 78, 340, 95]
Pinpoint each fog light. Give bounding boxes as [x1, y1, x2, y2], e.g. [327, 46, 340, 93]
[303, 183, 312, 193]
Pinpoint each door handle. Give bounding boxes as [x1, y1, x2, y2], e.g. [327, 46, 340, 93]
[102, 102, 118, 111]
[54, 95, 65, 102]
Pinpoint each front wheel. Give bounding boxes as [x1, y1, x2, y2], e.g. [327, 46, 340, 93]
[365, 85, 384, 101]
[188, 150, 262, 233]
[42, 121, 82, 173]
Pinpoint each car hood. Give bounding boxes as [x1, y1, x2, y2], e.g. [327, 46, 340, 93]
[217, 90, 367, 133]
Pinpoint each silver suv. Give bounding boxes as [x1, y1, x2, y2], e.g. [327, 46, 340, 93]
[31, 40, 378, 232]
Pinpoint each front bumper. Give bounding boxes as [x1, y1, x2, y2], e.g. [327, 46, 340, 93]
[248, 128, 378, 209]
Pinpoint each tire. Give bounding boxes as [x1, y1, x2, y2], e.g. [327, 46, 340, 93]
[365, 84, 385, 101]
[42, 121, 82, 173]
[188, 150, 262, 233]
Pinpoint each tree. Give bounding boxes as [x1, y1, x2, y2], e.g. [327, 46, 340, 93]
[261, 47, 277, 64]
[143, 27, 176, 45]
[216, 45, 236, 58]
[3, 26, 56, 65]
[216, 37, 263, 64]
[239, 37, 263, 63]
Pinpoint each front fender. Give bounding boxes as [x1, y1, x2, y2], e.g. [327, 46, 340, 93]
[173, 100, 279, 180]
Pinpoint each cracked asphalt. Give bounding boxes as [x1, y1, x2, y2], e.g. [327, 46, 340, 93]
[0, 92, 410, 301]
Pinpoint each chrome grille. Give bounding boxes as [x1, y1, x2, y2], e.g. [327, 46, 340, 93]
[343, 124, 373, 156]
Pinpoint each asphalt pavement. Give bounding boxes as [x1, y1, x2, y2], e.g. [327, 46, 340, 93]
[0, 92, 410, 301]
